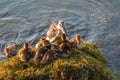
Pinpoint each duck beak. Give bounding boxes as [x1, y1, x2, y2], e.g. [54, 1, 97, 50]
[57, 20, 67, 35]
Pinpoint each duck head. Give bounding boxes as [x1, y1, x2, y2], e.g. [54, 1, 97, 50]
[75, 34, 81, 44]
[41, 39, 51, 49]
[57, 20, 67, 35]
[23, 42, 29, 49]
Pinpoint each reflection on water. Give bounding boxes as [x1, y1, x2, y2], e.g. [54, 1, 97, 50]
[0, 0, 120, 79]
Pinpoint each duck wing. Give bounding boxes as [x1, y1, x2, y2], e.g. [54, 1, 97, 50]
[46, 22, 57, 40]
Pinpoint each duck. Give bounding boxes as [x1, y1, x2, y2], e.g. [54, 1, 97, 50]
[46, 20, 67, 43]
[40, 49, 57, 64]
[34, 38, 51, 61]
[70, 34, 84, 49]
[59, 33, 72, 57]
[35, 37, 46, 49]
[18, 42, 33, 62]
[46, 21, 57, 42]
[37, 38, 60, 64]
[3, 43, 19, 57]
[34, 46, 48, 61]
[57, 20, 67, 36]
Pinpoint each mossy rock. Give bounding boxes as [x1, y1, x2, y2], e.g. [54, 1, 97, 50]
[0, 42, 116, 80]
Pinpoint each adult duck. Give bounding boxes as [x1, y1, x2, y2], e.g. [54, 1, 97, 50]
[46, 20, 67, 43]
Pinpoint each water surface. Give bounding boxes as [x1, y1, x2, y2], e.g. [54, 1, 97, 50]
[0, 0, 120, 79]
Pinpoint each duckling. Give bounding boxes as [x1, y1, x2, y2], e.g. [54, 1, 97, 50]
[50, 35, 62, 46]
[40, 49, 56, 64]
[70, 34, 83, 49]
[34, 46, 48, 61]
[42, 39, 51, 49]
[34, 38, 51, 61]
[35, 37, 45, 49]
[3, 43, 19, 57]
[18, 42, 33, 62]
[39, 38, 61, 64]
[59, 33, 72, 57]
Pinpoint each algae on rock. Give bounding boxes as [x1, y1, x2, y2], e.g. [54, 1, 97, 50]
[0, 42, 116, 80]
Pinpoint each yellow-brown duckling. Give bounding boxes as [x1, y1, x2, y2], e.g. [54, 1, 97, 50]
[42, 39, 51, 49]
[3, 43, 19, 57]
[18, 42, 33, 62]
[40, 49, 57, 64]
[34, 38, 51, 61]
[35, 37, 45, 49]
[59, 33, 72, 57]
[50, 35, 62, 46]
[70, 34, 83, 49]
[34, 46, 48, 61]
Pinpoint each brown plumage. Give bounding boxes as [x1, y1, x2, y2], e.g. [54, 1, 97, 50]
[40, 49, 56, 64]
[59, 34, 71, 51]
[70, 34, 83, 49]
[42, 39, 51, 48]
[34, 46, 47, 61]
[3, 44, 18, 57]
[35, 37, 46, 49]
[18, 42, 33, 62]
[59, 34, 72, 57]
[34, 38, 51, 62]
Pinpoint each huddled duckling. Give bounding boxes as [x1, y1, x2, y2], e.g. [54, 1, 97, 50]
[3, 43, 19, 57]
[40, 49, 56, 64]
[59, 33, 72, 57]
[70, 34, 84, 49]
[40, 42, 63, 64]
[34, 46, 48, 62]
[34, 38, 51, 61]
[18, 42, 33, 62]
[35, 37, 46, 49]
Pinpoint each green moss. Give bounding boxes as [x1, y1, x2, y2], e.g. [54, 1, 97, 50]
[0, 42, 116, 80]
[81, 42, 107, 64]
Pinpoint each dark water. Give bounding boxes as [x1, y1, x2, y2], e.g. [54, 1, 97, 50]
[0, 0, 120, 79]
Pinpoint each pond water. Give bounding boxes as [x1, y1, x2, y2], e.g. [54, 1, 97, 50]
[0, 0, 120, 79]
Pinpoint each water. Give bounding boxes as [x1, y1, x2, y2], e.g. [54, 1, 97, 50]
[0, 0, 120, 79]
